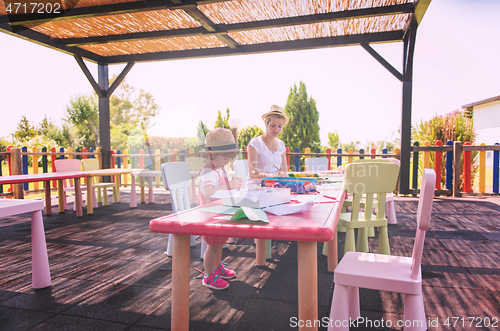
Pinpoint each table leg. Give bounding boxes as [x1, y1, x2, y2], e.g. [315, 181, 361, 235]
[87, 176, 93, 214]
[31, 210, 51, 289]
[297, 241, 318, 331]
[73, 178, 82, 217]
[172, 234, 190, 331]
[130, 175, 137, 208]
[255, 239, 267, 266]
[44, 181, 52, 216]
[140, 177, 145, 203]
[57, 179, 64, 213]
[327, 231, 338, 273]
[148, 176, 154, 203]
[114, 175, 120, 203]
[191, 177, 196, 205]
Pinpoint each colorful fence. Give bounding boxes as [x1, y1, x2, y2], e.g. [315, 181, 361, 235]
[2, 141, 499, 198]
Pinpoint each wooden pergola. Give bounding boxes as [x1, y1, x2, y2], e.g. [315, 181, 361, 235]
[0, 0, 432, 194]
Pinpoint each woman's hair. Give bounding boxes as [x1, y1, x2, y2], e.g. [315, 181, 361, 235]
[264, 113, 286, 126]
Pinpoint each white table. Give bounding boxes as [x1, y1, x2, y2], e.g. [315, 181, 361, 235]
[0, 199, 51, 289]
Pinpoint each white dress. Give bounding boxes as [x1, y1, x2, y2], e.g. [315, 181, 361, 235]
[247, 136, 286, 186]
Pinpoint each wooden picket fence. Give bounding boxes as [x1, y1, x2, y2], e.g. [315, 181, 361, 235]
[1, 141, 499, 198]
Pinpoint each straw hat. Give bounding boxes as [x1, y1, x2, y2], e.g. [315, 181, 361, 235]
[261, 105, 289, 125]
[200, 128, 240, 157]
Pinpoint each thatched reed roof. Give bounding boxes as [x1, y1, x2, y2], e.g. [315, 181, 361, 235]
[0, 0, 430, 63]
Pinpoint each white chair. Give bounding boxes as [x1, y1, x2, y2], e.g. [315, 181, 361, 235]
[160, 162, 196, 257]
[233, 159, 249, 188]
[328, 169, 436, 331]
[305, 157, 328, 171]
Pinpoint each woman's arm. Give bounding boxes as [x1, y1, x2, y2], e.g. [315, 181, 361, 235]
[279, 151, 288, 175]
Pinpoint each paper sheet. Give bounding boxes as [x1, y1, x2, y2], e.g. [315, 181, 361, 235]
[210, 187, 279, 203]
[199, 205, 240, 215]
[263, 201, 314, 216]
[231, 206, 269, 223]
[291, 194, 336, 203]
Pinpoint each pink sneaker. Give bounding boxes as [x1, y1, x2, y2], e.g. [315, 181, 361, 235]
[202, 271, 229, 290]
[215, 263, 236, 280]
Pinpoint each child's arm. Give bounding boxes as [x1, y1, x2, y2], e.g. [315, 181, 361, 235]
[202, 178, 243, 200]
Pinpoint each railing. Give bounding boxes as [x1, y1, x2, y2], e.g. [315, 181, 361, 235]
[2, 141, 499, 197]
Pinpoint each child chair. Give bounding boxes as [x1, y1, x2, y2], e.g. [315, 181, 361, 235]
[81, 159, 119, 206]
[54, 159, 97, 210]
[339, 162, 399, 255]
[160, 162, 196, 257]
[328, 169, 436, 331]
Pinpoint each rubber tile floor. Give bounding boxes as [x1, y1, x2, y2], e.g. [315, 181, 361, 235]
[1, 191, 499, 331]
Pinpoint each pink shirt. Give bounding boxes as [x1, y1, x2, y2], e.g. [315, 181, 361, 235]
[197, 163, 229, 206]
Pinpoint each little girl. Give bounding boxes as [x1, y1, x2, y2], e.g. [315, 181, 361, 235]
[199, 128, 243, 290]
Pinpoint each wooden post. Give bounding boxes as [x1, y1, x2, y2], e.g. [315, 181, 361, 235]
[33, 146, 39, 190]
[155, 149, 161, 186]
[347, 148, 354, 164]
[123, 149, 128, 185]
[435, 140, 443, 190]
[463, 142, 471, 193]
[479, 143, 486, 193]
[453, 141, 462, 197]
[423, 140, 431, 168]
[326, 148, 331, 170]
[10, 148, 23, 199]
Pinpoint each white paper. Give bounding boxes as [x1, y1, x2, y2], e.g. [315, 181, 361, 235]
[263, 201, 314, 216]
[211, 187, 279, 203]
[291, 194, 336, 204]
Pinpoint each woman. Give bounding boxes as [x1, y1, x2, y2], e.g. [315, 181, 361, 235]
[247, 105, 289, 186]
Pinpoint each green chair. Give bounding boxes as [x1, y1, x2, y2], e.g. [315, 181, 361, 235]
[338, 162, 399, 256]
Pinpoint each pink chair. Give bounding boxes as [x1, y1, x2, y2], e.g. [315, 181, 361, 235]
[328, 169, 436, 331]
[55, 159, 97, 210]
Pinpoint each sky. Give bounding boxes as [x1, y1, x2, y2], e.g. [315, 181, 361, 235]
[1, 0, 500, 148]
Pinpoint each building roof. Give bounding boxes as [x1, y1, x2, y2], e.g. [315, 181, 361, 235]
[462, 95, 500, 109]
[0, 0, 430, 64]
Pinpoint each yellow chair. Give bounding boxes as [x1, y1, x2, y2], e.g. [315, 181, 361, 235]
[339, 162, 399, 256]
[81, 159, 119, 205]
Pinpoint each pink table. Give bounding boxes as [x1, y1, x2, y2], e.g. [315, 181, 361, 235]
[149, 189, 344, 331]
[0, 199, 51, 288]
[0, 173, 85, 216]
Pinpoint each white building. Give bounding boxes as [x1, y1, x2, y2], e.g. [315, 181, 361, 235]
[462, 95, 500, 167]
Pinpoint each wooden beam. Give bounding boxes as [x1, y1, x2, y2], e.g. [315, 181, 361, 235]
[0, 24, 103, 63]
[360, 43, 402, 81]
[414, 0, 432, 25]
[105, 62, 135, 98]
[74, 55, 103, 97]
[0, 0, 232, 25]
[57, 3, 413, 46]
[103, 30, 404, 64]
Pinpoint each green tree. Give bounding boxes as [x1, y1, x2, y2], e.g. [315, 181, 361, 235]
[413, 110, 476, 190]
[65, 94, 100, 148]
[214, 108, 231, 129]
[238, 125, 264, 151]
[109, 78, 160, 126]
[197, 120, 209, 146]
[14, 116, 39, 142]
[280, 82, 321, 151]
[327, 132, 340, 149]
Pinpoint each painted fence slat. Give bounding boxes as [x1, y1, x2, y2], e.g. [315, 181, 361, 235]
[59, 147, 65, 160]
[337, 148, 342, 168]
[494, 143, 499, 194]
[382, 147, 388, 158]
[180, 149, 186, 162]
[347, 148, 354, 164]
[326, 148, 331, 170]
[32, 146, 39, 190]
[22, 146, 28, 190]
[294, 148, 300, 172]
[479, 143, 486, 193]
[412, 142, 419, 190]
[371, 148, 376, 159]
[463, 142, 471, 193]
[359, 149, 364, 160]
[435, 140, 443, 190]
[445, 140, 453, 190]
[51, 147, 57, 188]
[423, 141, 430, 168]
[286, 147, 290, 170]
